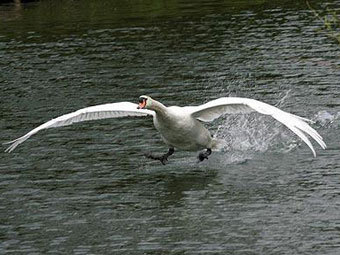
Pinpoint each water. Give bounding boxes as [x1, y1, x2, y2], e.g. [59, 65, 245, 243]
[1, 0, 340, 254]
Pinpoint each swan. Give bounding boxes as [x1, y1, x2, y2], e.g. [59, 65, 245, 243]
[4, 95, 326, 164]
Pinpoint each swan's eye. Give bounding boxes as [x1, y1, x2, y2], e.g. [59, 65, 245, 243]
[138, 97, 147, 109]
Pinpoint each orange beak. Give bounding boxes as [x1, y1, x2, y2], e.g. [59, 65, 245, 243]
[138, 99, 146, 109]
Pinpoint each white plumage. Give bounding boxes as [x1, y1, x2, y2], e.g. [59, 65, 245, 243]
[4, 96, 326, 160]
[4, 102, 154, 153]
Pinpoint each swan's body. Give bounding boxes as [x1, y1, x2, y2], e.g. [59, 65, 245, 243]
[4, 96, 326, 163]
[153, 105, 214, 151]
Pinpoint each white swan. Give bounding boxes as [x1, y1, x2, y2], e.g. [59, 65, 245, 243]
[4, 95, 326, 164]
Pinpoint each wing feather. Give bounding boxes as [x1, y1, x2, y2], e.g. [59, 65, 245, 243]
[4, 102, 154, 152]
[188, 97, 326, 156]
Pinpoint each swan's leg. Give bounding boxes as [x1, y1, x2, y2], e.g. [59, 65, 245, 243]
[198, 148, 212, 162]
[144, 147, 175, 165]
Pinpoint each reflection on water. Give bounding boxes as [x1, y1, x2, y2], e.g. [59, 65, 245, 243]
[1, 0, 340, 254]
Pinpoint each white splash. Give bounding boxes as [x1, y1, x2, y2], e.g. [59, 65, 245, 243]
[313, 110, 340, 129]
[210, 91, 310, 163]
[213, 112, 299, 162]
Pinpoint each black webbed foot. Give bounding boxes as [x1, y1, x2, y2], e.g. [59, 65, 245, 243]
[197, 148, 212, 162]
[144, 148, 175, 165]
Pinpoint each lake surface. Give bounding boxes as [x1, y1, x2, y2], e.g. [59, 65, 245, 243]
[1, 0, 340, 254]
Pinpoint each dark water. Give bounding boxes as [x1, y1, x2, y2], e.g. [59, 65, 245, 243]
[1, 0, 340, 254]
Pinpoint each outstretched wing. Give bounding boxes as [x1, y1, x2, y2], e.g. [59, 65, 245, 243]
[186, 97, 326, 157]
[4, 102, 155, 153]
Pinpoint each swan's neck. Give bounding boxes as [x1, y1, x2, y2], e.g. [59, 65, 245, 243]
[150, 99, 168, 117]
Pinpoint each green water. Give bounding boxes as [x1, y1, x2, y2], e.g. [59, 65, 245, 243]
[1, 0, 340, 254]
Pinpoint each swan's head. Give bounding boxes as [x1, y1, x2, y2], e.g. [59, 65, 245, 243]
[137, 95, 152, 109]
